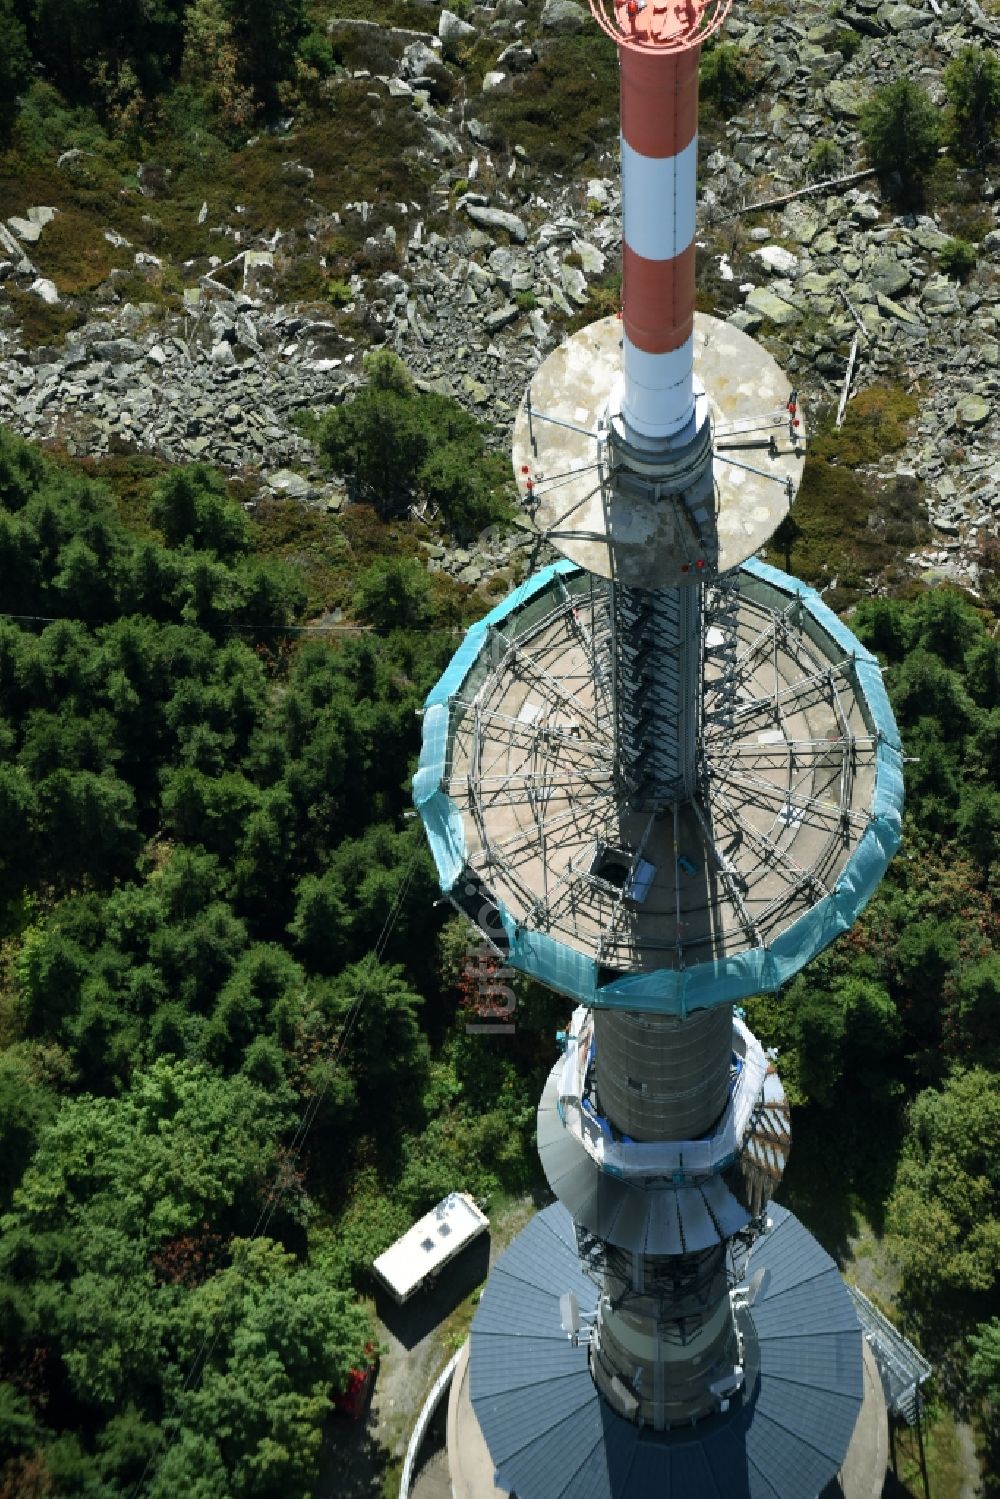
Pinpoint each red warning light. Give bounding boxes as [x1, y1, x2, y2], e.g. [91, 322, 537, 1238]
[681, 564, 690, 573]
[695, 559, 705, 570]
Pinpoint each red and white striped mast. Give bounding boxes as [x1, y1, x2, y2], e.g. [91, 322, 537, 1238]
[593, 0, 731, 447]
[514, 0, 802, 812]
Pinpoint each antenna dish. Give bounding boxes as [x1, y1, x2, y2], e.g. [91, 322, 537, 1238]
[560, 1292, 581, 1337]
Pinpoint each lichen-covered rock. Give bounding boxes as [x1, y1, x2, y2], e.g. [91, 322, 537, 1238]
[823, 79, 867, 118]
[439, 8, 476, 50]
[29, 278, 60, 305]
[540, 0, 587, 32]
[464, 204, 528, 243]
[745, 286, 801, 326]
[955, 394, 990, 428]
[869, 260, 912, 297]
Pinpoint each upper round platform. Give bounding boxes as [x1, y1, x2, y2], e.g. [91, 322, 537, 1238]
[511, 314, 805, 590]
[467, 1200, 865, 1499]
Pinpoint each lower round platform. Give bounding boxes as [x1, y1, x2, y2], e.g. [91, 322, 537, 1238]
[448, 1338, 511, 1499]
[457, 1202, 884, 1499]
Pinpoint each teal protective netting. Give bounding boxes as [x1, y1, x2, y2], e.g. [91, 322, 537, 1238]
[413, 558, 904, 1016]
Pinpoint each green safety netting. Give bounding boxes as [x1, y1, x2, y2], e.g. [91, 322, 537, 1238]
[413, 558, 904, 1016]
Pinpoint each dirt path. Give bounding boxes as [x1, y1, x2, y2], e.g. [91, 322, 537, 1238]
[955, 1421, 981, 1499]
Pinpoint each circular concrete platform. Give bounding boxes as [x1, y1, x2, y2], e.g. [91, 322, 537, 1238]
[511, 313, 806, 590]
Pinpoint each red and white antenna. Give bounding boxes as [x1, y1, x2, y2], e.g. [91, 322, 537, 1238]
[591, 0, 731, 444]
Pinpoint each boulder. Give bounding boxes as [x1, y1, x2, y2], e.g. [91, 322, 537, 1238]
[497, 42, 536, 71]
[483, 70, 507, 90]
[955, 393, 990, 428]
[561, 263, 588, 305]
[571, 237, 606, 274]
[881, 2, 929, 28]
[540, 0, 587, 31]
[401, 39, 442, 80]
[91, 339, 143, 362]
[876, 292, 924, 328]
[745, 287, 801, 326]
[921, 276, 960, 312]
[751, 245, 798, 276]
[484, 303, 519, 331]
[869, 259, 911, 297]
[464, 203, 528, 243]
[824, 79, 867, 119]
[439, 7, 476, 51]
[7, 207, 57, 244]
[29, 278, 59, 305]
[268, 469, 313, 499]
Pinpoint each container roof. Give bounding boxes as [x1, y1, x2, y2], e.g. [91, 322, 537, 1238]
[372, 1192, 488, 1302]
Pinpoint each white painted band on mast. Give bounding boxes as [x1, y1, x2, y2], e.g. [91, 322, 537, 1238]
[621, 333, 696, 438]
[620, 134, 697, 260]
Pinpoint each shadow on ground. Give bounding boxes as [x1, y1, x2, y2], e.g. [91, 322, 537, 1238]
[320, 1418, 391, 1499]
[777, 1096, 905, 1265]
[374, 1232, 491, 1351]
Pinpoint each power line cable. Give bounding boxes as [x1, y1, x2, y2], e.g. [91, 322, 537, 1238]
[129, 853, 419, 1498]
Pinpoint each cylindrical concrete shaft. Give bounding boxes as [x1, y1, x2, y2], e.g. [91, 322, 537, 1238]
[612, 580, 703, 806]
[620, 46, 700, 442]
[592, 1284, 736, 1428]
[593, 1004, 733, 1140]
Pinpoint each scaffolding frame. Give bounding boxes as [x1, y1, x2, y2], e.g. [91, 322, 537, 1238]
[444, 573, 882, 977]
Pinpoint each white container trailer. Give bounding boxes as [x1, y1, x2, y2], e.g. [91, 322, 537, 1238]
[372, 1192, 489, 1304]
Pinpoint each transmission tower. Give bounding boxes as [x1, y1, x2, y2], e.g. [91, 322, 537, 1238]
[414, 0, 904, 1490]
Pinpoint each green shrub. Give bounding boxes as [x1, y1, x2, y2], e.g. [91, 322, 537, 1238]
[515, 290, 537, 312]
[832, 25, 863, 61]
[944, 45, 1000, 164]
[860, 78, 941, 203]
[936, 236, 978, 280]
[806, 137, 841, 181]
[318, 359, 511, 538]
[297, 29, 336, 77]
[353, 556, 433, 632]
[700, 43, 755, 116]
[326, 278, 353, 307]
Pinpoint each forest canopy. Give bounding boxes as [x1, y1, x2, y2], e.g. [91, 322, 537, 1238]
[0, 423, 998, 1492]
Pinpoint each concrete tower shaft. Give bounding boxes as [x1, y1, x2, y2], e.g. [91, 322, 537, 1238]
[593, 1005, 732, 1140]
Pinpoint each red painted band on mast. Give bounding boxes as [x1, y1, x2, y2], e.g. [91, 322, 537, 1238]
[620, 47, 699, 158]
[622, 242, 695, 356]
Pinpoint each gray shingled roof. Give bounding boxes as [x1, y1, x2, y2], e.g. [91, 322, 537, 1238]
[469, 1203, 864, 1499]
